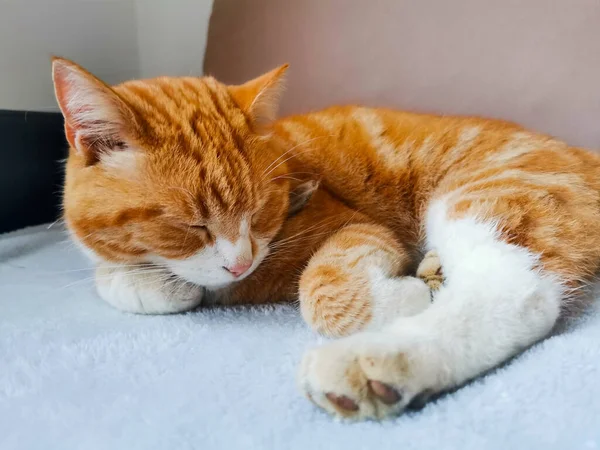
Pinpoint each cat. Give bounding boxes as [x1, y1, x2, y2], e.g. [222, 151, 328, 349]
[52, 57, 600, 420]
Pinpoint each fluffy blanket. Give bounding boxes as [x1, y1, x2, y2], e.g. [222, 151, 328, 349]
[1, 225, 599, 450]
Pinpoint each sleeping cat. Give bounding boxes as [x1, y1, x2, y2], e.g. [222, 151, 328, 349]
[52, 58, 600, 420]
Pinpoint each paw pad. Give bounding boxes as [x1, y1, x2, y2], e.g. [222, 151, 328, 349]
[299, 333, 438, 420]
[368, 380, 402, 404]
[325, 393, 359, 412]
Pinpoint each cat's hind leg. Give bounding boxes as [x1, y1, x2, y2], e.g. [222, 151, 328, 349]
[299, 223, 432, 337]
[299, 198, 565, 419]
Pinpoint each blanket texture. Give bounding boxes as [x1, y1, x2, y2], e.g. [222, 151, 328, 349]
[1, 225, 599, 450]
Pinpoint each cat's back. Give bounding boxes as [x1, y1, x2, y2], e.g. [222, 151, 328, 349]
[273, 106, 600, 240]
[275, 105, 600, 188]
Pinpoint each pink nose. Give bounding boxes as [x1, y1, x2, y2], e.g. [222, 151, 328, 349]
[224, 260, 253, 277]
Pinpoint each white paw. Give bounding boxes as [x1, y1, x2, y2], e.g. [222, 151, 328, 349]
[95, 264, 204, 314]
[298, 330, 443, 420]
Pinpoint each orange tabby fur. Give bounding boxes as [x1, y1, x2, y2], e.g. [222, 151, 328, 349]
[229, 107, 600, 321]
[53, 58, 600, 419]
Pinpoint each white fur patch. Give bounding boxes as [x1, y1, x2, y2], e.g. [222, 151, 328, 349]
[99, 149, 142, 176]
[419, 198, 562, 384]
[215, 219, 253, 267]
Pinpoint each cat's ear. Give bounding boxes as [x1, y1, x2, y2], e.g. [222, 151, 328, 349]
[288, 180, 319, 217]
[52, 57, 137, 165]
[228, 64, 289, 128]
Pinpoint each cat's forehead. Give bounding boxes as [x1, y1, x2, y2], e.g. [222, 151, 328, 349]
[119, 77, 258, 165]
[150, 151, 257, 218]
[114, 76, 266, 220]
[117, 76, 244, 133]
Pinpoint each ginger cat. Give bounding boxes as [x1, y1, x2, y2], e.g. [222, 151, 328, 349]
[52, 58, 600, 420]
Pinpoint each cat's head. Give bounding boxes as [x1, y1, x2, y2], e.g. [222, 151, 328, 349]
[52, 57, 308, 289]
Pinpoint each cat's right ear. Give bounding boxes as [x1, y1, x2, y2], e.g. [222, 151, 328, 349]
[228, 64, 289, 130]
[52, 57, 137, 165]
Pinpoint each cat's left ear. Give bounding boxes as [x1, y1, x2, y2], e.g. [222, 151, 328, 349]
[52, 57, 138, 165]
[228, 64, 289, 128]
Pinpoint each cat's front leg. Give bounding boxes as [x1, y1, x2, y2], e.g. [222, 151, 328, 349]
[95, 262, 204, 314]
[299, 223, 432, 337]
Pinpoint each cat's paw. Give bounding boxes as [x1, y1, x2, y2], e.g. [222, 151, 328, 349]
[416, 250, 444, 291]
[95, 263, 204, 314]
[298, 331, 440, 420]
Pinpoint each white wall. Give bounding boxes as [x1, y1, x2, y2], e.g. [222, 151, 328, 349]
[135, 0, 214, 79]
[0, 0, 214, 111]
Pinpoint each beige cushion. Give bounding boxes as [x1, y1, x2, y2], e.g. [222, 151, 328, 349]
[204, 0, 600, 149]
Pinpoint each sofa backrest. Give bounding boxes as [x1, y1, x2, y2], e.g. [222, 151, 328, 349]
[204, 0, 600, 149]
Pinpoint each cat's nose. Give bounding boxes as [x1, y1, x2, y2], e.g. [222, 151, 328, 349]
[224, 260, 253, 278]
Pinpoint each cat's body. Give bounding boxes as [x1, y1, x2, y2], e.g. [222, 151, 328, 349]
[52, 58, 600, 420]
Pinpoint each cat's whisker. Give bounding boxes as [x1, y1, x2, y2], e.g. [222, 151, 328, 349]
[270, 232, 333, 252]
[269, 217, 346, 249]
[266, 214, 364, 256]
[57, 277, 98, 290]
[268, 171, 319, 184]
[262, 149, 315, 180]
[262, 136, 335, 180]
[269, 231, 335, 252]
[36, 263, 167, 274]
[180, 222, 194, 251]
[261, 249, 304, 263]
[261, 137, 325, 177]
[266, 209, 367, 260]
[58, 230, 99, 249]
[47, 218, 66, 229]
[162, 276, 191, 298]
[269, 176, 305, 183]
[269, 235, 331, 254]
[275, 216, 342, 240]
[56, 267, 172, 290]
[172, 279, 191, 298]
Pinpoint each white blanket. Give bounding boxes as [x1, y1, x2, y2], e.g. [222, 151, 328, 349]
[1, 225, 599, 450]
